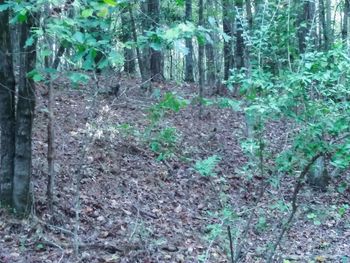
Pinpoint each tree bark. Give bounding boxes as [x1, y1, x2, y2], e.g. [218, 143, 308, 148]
[129, 5, 150, 89]
[148, 0, 163, 81]
[235, 0, 245, 69]
[297, 0, 316, 53]
[342, 0, 350, 44]
[198, 0, 204, 117]
[13, 13, 37, 216]
[222, 0, 234, 81]
[0, 2, 16, 207]
[184, 0, 195, 82]
[205, 0, 217, 88]
[121, 8, 136, 74]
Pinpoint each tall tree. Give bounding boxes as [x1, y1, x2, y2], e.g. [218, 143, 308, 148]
[148, 0, 163, 81]
[184, 0, 195, 82]
[342, 0, 350, 44]
[222, 0, 234, 81]
[234, 0, 245, 69]
[297, 0, 316, 53]
[319, 0, 333, 50]
[205, 0, 217, 87]
[121, 8, 136, 74]
[12, 12, 37, 215]
[198, 0, 204, 117]
[0, 1, 16, 207]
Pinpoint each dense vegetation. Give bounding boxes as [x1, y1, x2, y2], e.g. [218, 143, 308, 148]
[0, 0, 349, 262]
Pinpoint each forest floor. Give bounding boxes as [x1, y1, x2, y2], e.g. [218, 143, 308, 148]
[1, 74, 350, 263]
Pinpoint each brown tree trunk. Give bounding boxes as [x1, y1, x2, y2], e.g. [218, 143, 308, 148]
[0, 2, 16, 207]
[148, 0, 163, 81]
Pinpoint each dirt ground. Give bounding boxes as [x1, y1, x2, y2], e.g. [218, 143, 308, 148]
[1, 74, 349, 263]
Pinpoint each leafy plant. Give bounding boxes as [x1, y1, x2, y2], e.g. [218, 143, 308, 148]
[194, 155, 221, 177]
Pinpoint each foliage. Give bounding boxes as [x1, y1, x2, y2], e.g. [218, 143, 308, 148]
[194, 155, 221, 177]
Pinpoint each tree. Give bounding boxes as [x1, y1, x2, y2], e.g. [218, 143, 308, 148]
[198, 0, 204, 117]
[148, 0, 163, 81]
[297, 0, 316, 53]
[234, 0, 245, 69]
[0, 0, 16, 207]
[205, 0, 218, 88]
[121, 7, 136, 74]
[222, 0, 234, 81]
[184, 0, 195, 82]
[0, 3, 36, 215]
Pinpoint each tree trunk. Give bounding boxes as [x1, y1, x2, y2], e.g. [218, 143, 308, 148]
[235, 0, 245, 69]
[198, 0, 204, 117]
[222, 0, 234, 81]
[205, 0, 217, 88]
[184, 0, 195, 82]
[148, 0, 163, 81]
[0, 3, 16, 207]
[342, 0, 350, 44]
[129, 5, 150, 89]
[121, 8, 136, 74]
[320, 0, 332, 50]
[13, 14, 37, 216]
[297, 0, 316, 53]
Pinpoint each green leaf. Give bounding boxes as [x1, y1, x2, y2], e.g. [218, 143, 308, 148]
[194, 155, 221, 177]
[81, 9, 94, 18]
[103, 0, 117, 6]
[24, 36, 34, 48]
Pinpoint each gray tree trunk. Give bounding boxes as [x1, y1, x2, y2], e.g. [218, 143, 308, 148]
[13, 14, 37, 216]
[0, 2, 16, 207]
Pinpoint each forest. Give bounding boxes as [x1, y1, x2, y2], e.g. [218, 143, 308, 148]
[0, 0, 350, 262]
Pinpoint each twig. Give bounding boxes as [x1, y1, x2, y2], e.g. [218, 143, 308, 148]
[228, 226, 234, 263]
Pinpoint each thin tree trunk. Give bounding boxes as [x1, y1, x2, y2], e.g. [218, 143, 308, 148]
[129, 5, 150, 89]
[46, 78, 55, 213]
[198, 0, 204, 117]
[13, 13, 37, 216]
[0, 2, 16, 207]
[235, 0, 245, 69]
[121, 8, 136, 74]
[205, 0, 217, 88]
[185, 0, 195, 82]
[222, 0, 234, 81]
[342, 0, 349, 43]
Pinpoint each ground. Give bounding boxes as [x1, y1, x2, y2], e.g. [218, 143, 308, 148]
[0, 74, 349, 263]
